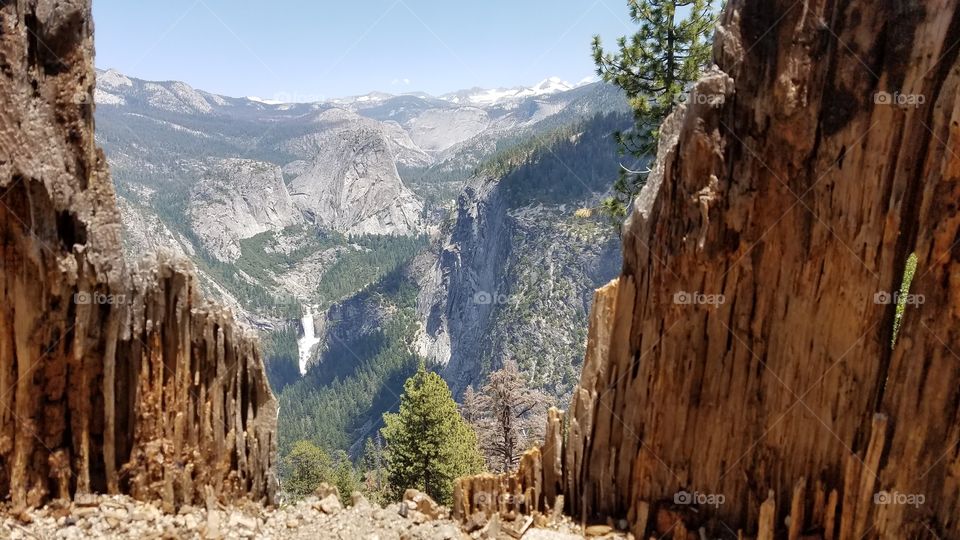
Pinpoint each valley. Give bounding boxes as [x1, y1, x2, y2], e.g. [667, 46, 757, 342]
[5, 0, 960, 537]
[94, 70, 634, 458]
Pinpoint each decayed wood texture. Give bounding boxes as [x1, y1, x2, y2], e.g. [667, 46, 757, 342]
[0, 0, 276, 510]
[459, 0, 960, 538]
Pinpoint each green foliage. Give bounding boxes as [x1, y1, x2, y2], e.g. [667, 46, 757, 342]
[482, 113, 633, 208]
[314, 235, 428, 308]
[892, 253, 918, 348]
[261, 323, 300, 393]
[277, 311, 419, 454]
[330, 449, 362, 503]
[236, 227, 343, 286]
[360, 436, 389, 505]
[282, 440, 334, 497]
[382, 364, 485, 504]
[277, 266, 423, 456]
[593, 0, 716, 225]
[280, 441, 363, 504]
[275, 267, 428, 504]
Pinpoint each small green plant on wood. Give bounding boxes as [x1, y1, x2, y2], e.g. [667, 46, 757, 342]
[891, 252, 919, 348]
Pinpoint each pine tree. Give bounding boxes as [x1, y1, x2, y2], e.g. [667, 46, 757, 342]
[593, 0, 716, 226]
[381, 363, 485, 504]
[471, 360, 550, 473]
[331, 451, 361, 504]
[282, 440, 334, 497]
[361, 435, 389, 504]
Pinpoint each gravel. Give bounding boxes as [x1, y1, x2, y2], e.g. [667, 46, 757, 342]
[0, 492, 621, 540]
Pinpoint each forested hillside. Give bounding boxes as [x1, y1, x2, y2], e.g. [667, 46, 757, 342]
[277, 112, 631, 464]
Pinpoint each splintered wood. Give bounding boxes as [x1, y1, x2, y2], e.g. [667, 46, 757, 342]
[457, 0, 960, 538]
[0, 0, 276, 510]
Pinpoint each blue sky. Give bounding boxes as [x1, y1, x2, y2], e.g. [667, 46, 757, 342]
[92, 0, 638, 100]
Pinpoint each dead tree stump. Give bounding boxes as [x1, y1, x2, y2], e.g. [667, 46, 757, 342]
[0, 0, 276, 510]
[458, 1, 960, 538]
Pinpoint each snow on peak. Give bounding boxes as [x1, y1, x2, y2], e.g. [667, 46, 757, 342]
[533, 76, 573, 93]
[99, 68, 133, 89]
[247, 96, 287, 105]
[441, 77, 581, 106]
[515, 77, 574, 99]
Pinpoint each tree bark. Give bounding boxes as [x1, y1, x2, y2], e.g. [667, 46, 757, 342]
[458, 0, 960, 538]
[0, 0, 276, 510]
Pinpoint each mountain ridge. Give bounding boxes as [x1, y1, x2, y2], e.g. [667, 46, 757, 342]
[95, 68, 631, 457]
[97, 67, 597, 109]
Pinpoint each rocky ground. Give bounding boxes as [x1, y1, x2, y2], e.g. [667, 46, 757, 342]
[0, 489, 628, 540]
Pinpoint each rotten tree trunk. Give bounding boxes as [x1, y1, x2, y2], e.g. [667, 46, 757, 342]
[0, 0, 276, 510]
[458, 0, 960, 538]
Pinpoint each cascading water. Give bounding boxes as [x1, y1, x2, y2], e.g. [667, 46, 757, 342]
[297, 306, 321, 375]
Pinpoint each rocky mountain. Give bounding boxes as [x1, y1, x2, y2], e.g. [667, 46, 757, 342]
[94, 69, 632, 456]
[97, 68, 627, 318]
[416, 114, 631, 399]
[189, 158, 303, 261]
[284, 109, 423, 236]
[277, 113, 633, 455]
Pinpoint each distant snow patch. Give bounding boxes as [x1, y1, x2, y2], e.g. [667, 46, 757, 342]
[94, 88, 125, 105]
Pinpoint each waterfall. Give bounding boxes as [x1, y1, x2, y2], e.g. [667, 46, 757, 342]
[297, 306, 321, 375]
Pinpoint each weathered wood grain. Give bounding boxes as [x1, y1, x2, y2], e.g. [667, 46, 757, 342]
[457, 0, 960, 538]
[0, 0, 276, 511]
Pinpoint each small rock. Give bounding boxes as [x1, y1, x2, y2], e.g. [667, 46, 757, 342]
[402, 489, 444, 520]
[351, 491, 371, 510]
[103, 508, 128, 521]
[286, 518, 300, 528]
[317, 494, 343, 514]
[584, 524, 613, 536]
[228, 511, 257, 530]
